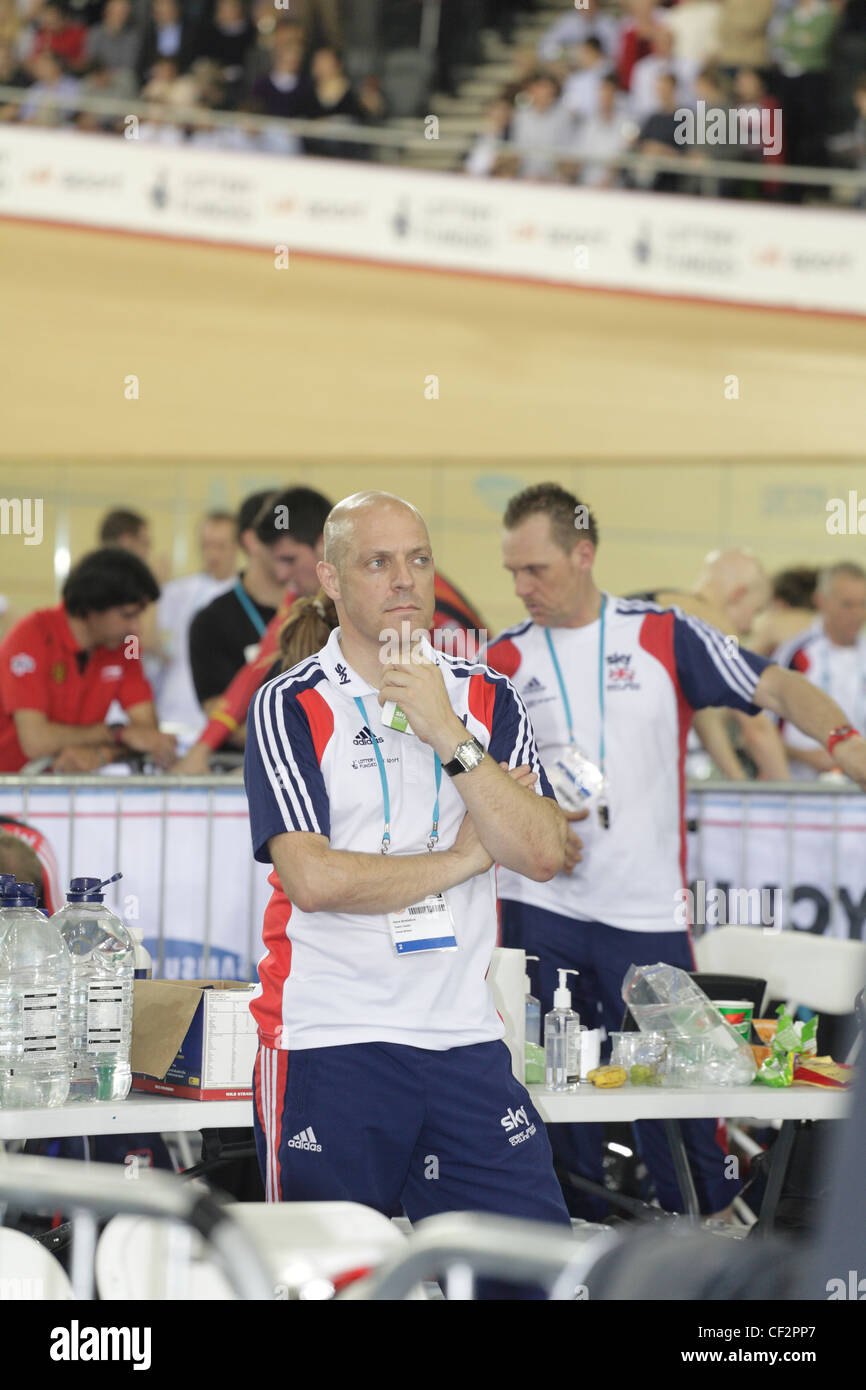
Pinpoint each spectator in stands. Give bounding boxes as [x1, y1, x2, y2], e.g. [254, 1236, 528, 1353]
[632, 70, 687, 189]
[774, 0, 839, 170]
[77, 55, 136, 129]
[629, 23, 699, 123]
[572, 72, 633, 186]
[250, 23, 310, 118]
[664, 0, 722, 67]
[188, 489, 293, 722]
[0, 41, 31, 120]
[19, 48, 79, 123]
[83, 0, 140, 84]
[511, 71, 575, 179]
[28, 2, 87, 72]
[137, 0, 197, 85]
[538, 0, 621, 64]
[200, 0, 254, 108]
[616, 0, 668, 90]
[750, 566, 818, 656]
[0, 547, 176, 773]
[153, 511, 238, 739]
[303, 45, 371, 158]
[289, 0, 343, 54]
[562, 36, 612, 121]
[718, 0, 777, 77]
[730, 65, 785, 193]
[774, 561, 866, 777]
[464, 95, 517, 177]
[828, 70, 866, 196]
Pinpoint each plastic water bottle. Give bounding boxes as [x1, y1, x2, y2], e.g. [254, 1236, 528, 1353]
[51, 875, 134, 1103]
[0, 882, 71, 1108]
[128, 926, 153, 980]
[0, 875, 16, 945]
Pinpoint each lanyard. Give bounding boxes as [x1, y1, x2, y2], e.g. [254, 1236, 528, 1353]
[543, 593, 607, 773]
[353, 696, 441, 853]
[233, 579, 268, 639]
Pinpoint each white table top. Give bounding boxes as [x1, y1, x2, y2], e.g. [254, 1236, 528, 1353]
[0, 1082, 850, 1142]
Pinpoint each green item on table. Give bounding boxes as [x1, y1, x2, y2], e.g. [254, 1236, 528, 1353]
[755, 1005, 819, 1087]
[629, 1063, 662, 1086]
[525, 1042, 545, 1085]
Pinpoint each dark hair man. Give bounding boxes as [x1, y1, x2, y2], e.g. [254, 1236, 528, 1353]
[0, 548, 176, 772]
[243, 491, 570, 1261]
[485, 482, 866, 1221]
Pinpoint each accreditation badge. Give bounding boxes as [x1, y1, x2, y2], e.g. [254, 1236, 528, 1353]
[388, 893, 458, 955]
[546, 744, 607, 814]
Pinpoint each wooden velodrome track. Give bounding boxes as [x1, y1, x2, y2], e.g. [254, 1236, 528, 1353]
[0, 216, 864, 628]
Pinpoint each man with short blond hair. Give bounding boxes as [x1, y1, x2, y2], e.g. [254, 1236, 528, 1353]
[243, 492, 571, 1261]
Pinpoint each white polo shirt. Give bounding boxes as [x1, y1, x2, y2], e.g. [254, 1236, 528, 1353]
[774, 620, 866, 779]
[244, 627, 552, 1051]
[485, 598, 770, 934]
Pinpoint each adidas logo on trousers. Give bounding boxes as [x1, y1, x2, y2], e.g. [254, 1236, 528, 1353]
[287, 1126, 322, 1152]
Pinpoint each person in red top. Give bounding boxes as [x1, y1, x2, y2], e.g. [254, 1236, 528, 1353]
[0, 548, 176, 773]
[30, 2, 88, 71]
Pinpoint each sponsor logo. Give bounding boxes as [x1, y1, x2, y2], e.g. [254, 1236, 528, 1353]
[100, 665, 124, 681]
[524, 677, 545, 693]
[353, 725, 383, 746]
[606, 651, 639, 690]
[500, 1105, 537, 1146]
[10, 652, 36, 676]
[335, 662, 350, 685]
[288, 1126, 322, 1153]
[50, 662, 66, 684]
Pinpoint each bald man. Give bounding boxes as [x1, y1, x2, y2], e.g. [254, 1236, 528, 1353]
[630, 550, 789, 780]
[243, 492, 572, 1269]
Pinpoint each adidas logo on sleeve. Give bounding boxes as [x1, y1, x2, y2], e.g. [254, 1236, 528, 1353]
[287, 1126, 322, 1153]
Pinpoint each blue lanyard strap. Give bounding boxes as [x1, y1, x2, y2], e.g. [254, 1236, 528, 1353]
[544, 593, 607, 773]
[234, 579, 268, 639]
[353, 697, 441, 852]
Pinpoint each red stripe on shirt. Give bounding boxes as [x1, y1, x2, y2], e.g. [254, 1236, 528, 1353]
[638, 611, 696, 962]
[468, 671, 497, 736]
[250, 869, 294, 1047]
[296, 686, 334, 766]
[485, 638, 522, 680]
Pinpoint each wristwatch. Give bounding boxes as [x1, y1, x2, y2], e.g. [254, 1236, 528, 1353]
[443, 735, 485, 777]
[827, 725, 860, 756]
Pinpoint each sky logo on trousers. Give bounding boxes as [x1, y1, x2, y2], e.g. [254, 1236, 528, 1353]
[500, 1105, 537, 1145]
[288, 1126, 323, 1152]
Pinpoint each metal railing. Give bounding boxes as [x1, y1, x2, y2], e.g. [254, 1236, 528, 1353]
[2, 84, 864, 197]
[0, 1152, 274, 1299]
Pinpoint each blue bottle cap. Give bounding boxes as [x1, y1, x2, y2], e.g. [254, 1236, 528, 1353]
[0, 874, 15, 894]
[67, 876, 105, 903]
[4, 881, 38, 906]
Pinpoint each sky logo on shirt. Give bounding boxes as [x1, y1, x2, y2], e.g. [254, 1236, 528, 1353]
[334, 662, 350, 685]
[606, 651, 639, 690]
[353, 725, 384, 746]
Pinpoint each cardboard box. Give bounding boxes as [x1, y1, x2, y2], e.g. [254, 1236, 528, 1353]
[131, 980, 258, 1100]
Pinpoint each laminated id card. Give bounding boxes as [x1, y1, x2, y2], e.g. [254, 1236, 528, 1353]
[388, 893, 458, 955]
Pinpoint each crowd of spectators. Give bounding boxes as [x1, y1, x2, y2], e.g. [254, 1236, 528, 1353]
[464, 0, 866, 200]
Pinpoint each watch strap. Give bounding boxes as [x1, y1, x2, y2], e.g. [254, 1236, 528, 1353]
[443, 735, 484, 777]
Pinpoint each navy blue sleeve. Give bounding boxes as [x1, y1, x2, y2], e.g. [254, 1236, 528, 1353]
[244, 680, 331, 863]
[671, 611, 771, 714]
[487, 672, 557, 801]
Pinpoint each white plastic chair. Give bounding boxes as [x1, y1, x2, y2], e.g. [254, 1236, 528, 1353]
[0, 1228, 73, 1300]
[96, 1201, 412, 1300]
[694, 925, 866, 1016]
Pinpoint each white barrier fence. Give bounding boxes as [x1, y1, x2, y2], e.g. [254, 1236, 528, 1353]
[0, 125, 864, 314]
[1, 778, 865, 984]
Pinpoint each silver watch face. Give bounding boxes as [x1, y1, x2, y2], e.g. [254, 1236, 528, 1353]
[456, 737, 484, 771]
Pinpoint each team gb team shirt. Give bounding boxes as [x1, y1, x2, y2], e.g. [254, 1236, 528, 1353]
[0, 605, 153, 772]
[244, 626, 554, 1052]
[773, 620, 866, 779]
[485, 598, 771, 934]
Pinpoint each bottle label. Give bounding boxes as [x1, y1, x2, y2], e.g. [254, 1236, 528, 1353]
[22, 988, 60, 1058]
[566, 1021, 581, 1082]
[86, 981, 125, 1052]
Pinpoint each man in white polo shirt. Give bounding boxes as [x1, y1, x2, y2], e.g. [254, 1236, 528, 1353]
[485, 483, 866, 1220]
[243, 491, 570, 1254]
[774, 562, 866, 779]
